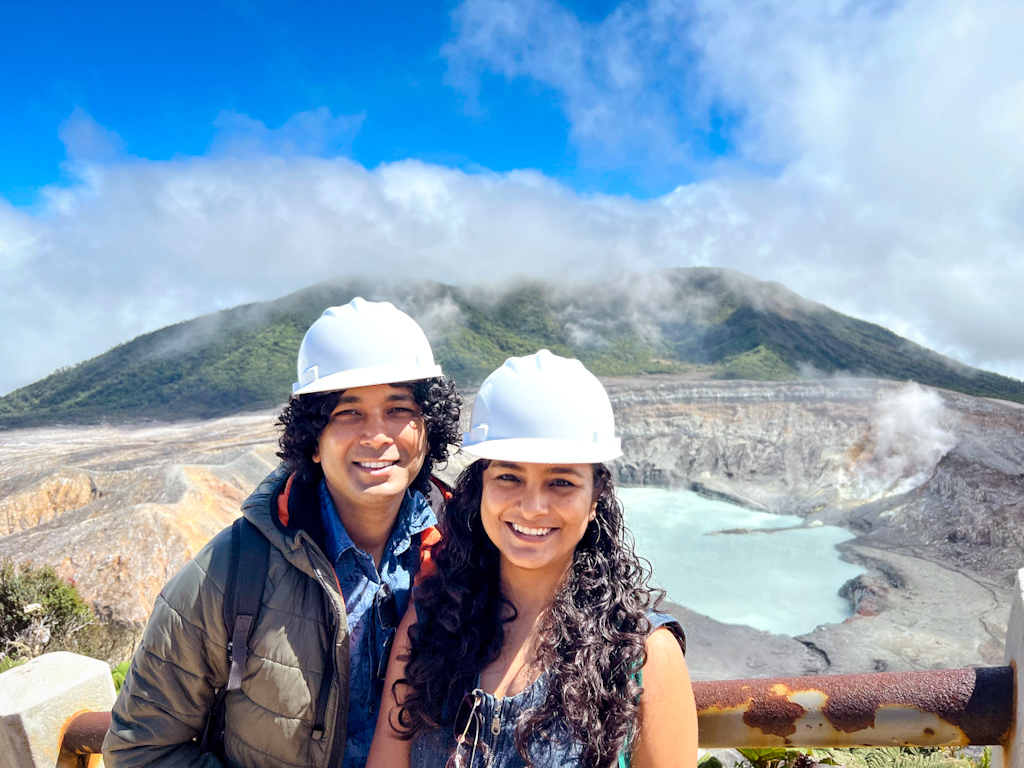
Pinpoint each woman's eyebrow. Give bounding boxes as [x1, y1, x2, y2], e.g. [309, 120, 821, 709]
[491, 461, 525, 471]
[548, 466, 585, 478]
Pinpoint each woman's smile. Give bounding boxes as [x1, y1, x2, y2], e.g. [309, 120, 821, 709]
[508, 521, 555, 538]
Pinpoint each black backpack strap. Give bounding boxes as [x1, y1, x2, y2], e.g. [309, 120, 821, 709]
[224, 517, 271, 690]
[200, 517, 271, 754]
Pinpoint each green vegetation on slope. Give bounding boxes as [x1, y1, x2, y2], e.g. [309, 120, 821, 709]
[2, 268, 1022, 426]
[0, 560, 92, 671]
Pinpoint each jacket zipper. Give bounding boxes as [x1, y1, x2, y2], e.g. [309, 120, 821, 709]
[305, 543, 348, 768]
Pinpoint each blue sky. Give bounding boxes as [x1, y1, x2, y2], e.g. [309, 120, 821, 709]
[1, 0, 731, 205]
[2, 0, 1023, 394]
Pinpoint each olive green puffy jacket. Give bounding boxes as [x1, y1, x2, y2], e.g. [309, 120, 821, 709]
[104, 466, 352, 768]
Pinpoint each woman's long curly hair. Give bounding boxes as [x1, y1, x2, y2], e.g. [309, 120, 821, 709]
[274, 377, 462, 495]
[398, 459, 660, 767]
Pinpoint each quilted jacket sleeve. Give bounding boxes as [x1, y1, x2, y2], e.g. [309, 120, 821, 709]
[103, 531, 232, 768]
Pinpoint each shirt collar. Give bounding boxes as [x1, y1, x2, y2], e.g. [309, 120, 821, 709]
[318, 479, 437, 565]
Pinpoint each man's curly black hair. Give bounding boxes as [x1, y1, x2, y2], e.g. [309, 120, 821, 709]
[275, 377, 462, 495]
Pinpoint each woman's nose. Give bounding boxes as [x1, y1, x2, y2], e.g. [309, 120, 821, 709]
[517, 485, 548, 516]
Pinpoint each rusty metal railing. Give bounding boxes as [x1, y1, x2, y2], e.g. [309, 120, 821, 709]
[62, 711, 111, 756]
[694, 666, 1014, 749]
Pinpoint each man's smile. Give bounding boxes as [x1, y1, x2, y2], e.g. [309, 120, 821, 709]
[355, 460, 399, 473]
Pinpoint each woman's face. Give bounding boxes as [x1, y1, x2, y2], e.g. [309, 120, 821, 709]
[480, 461, 598, 581]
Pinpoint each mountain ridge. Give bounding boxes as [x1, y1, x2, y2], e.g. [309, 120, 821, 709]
[2, 267, 1022, 426]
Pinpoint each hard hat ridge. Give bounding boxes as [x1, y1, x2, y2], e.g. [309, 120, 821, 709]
[292, 297, 443, 396]
[462, 349, 622, 464]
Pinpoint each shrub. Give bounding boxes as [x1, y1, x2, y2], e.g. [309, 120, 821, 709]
[111, 660, 131, 692]
[0, 559, 93, 663]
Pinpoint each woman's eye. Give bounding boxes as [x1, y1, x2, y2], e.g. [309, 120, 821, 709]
[496, 474, 521, 483]
[551, 478, 577, 488]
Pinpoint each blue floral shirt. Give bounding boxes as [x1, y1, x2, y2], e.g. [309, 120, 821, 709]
[319, 480, 437, 768]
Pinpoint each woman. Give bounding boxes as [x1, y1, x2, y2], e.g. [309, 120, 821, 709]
[368, 350, 698, 768]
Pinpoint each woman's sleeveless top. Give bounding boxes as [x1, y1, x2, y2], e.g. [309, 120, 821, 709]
[409, 612, 685, 768]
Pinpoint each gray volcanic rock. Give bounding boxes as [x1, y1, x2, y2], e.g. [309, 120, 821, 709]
[658, 601, 828, 681]
[798, 544, 1010, 673]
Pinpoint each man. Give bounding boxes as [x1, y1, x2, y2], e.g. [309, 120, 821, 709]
[104, 298, 462, 768]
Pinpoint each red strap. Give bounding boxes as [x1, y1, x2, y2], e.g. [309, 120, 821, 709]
[277, 473, 295, 527]
[429, 475, 453, 501]
[416, 525, 442, 585]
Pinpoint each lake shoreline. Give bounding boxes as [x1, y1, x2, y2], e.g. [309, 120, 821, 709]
[663, 541, 1010, 680]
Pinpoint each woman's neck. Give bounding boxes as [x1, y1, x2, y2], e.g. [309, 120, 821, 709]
[500, 571, 560, 621]
[476, 563, 569, 697]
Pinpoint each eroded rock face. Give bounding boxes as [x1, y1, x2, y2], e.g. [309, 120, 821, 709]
[0, 415, 280, 623]
[0, 469, 97, 536]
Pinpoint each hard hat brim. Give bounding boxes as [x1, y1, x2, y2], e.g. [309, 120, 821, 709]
[292, 364, 444, 396]
[462, 437, 623, 465]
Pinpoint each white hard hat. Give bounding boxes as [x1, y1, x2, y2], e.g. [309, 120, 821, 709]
[463, 350, 622, 464]
[292, 298, 443, 395]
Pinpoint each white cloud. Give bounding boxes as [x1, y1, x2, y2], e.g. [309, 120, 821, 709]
[2, 0, 1024, 394]
[210, 107, 366, 157]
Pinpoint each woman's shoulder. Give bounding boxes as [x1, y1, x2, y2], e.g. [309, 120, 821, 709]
[646, 610, 686, 656]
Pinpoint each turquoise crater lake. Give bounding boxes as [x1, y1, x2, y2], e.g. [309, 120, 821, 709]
[619, 487, 864, 637]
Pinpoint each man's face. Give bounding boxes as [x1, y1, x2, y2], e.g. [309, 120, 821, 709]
[314, 383, 428, 517]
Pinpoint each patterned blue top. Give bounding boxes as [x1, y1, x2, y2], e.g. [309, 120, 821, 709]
[409, 612, 685, 768]
[319, 480, 437, 768]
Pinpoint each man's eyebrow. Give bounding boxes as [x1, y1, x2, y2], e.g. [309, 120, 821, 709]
[334, 390, 416, 405]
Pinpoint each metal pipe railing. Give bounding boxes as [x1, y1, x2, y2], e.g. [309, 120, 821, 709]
[693, 666, 1014, 749]
[62, 710, 112, 755]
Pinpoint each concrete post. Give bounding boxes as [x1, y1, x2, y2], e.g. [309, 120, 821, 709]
[997, 568, 1024, 768]
[0, 652, 115, 768]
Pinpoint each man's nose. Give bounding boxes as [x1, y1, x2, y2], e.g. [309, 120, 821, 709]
[360, 413, 394, 447]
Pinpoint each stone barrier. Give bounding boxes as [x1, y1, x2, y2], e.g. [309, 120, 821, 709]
[0, 652, 115, 768]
